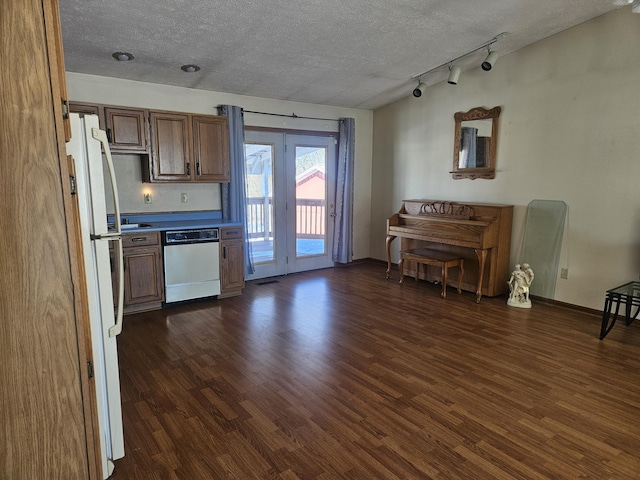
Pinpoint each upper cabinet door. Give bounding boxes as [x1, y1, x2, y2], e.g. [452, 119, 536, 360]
[104, 107, 148, 153]
[149, 112, 191, 181]
[69, 102, 105, 128]
[192, 115, 230, 183]
[69, 102, 100, 118]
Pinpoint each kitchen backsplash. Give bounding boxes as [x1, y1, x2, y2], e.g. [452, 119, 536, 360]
[103, 154, 221, 214]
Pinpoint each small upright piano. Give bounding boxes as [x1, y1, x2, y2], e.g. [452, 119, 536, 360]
[386, 199, 514, 302]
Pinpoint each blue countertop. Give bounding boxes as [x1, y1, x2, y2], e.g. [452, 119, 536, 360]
[107, 211, 242, 233]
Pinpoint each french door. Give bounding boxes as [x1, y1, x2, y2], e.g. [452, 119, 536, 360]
[244, 130, 337, 280]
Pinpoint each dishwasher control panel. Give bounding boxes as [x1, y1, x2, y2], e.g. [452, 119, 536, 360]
[163, 228, 219, 244]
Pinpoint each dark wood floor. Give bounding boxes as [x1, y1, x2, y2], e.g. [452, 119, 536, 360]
[111, 262, 640, 479]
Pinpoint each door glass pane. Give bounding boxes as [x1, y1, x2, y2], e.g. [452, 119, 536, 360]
[245, 143, 274, 264]
[295, 146, 326, 258]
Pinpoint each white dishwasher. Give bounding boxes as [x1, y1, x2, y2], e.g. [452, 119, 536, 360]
[163, 228, 220, 303]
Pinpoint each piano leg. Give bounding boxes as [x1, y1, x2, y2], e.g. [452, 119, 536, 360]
[474, 248, 488, 303]
[385, 235, 396, 279]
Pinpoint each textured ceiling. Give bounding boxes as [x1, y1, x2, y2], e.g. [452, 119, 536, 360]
[59, 0, 620, 110]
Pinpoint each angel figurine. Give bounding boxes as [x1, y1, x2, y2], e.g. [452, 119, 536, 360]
[507, 263, 534, 308]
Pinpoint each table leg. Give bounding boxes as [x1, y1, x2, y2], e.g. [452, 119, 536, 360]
[600, 295, 620, 340]
[474, 249, 488, 304]
[624, 297, 640, 326]
[385, 235, 396, 279]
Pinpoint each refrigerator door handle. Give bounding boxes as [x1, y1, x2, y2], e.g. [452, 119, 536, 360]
[91, 126, 125, 337]
[109, 236, 125, 337]
[91, 127, 122, 236]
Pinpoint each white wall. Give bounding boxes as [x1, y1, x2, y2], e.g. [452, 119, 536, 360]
[67, 74, 373, 259]
[371, 8, 640, 310]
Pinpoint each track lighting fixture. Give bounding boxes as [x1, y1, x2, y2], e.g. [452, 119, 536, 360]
[410, 32, 507, 98]
[413, 81, 427, 98]
[447, 65, 461, 85]
[482, 49, 499, 71]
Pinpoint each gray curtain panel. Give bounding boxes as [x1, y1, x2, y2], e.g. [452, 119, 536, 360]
[218, 105, 254, 275]
[332, 118, 355, 264]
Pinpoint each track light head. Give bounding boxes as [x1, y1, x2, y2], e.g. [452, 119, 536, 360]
[413, 82, 427, 98]
[447, 65, 461, 85]
[482, 50, 499, 71]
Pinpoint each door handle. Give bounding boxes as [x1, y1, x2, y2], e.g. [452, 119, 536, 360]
[109, 236, 124, 337]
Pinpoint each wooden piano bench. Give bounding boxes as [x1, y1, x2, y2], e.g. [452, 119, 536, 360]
[398, 248, 464, 298]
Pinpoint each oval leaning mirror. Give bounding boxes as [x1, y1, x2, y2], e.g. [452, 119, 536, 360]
[452, 106, 501, 180]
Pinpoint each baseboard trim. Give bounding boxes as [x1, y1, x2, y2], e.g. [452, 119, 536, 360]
[530, 295, 602, 317]
[353, 258, 603, 317]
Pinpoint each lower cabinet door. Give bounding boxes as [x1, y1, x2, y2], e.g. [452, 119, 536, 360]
[123, 246, 164, 306]
[220, 238, 245, 294]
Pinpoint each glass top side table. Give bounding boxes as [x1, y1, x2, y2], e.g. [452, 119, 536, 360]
[600, 281, 640, 340]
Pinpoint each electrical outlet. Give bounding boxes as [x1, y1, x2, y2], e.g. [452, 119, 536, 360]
[560, 268, 568, 279]
[181, 192, 188, 203]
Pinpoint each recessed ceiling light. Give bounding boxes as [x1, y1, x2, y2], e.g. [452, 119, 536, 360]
[181, 64, 200, 73]
[112, 52, 134, 61]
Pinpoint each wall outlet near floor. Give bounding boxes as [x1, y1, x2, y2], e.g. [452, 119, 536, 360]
[181, 192, 188, 203]
[560, 268, 569, 279]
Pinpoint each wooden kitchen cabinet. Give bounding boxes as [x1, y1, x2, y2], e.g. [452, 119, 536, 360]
[68, 102, 149, 154]
[148, 111, 191, 181]
[69, 101, 103, 122]
[121, 232, 164, 313]
[219, 226, 245, 298]
[192, 115, 230, 182]
[104, 107, 148, 153]
[146, 111, 229, 183]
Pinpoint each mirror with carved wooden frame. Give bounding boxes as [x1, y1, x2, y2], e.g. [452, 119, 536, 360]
[452, 106, 501, 180]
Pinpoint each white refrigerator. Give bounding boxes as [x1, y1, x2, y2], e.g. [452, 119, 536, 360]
[66, 113, 125, 478]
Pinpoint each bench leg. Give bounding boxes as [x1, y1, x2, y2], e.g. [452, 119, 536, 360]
[457, 259, 464, 294]
[441, 264, 448, 298]
[398, 257, 405, 285]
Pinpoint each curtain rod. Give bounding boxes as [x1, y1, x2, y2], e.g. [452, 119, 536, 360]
[242, 109, 340, 122]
